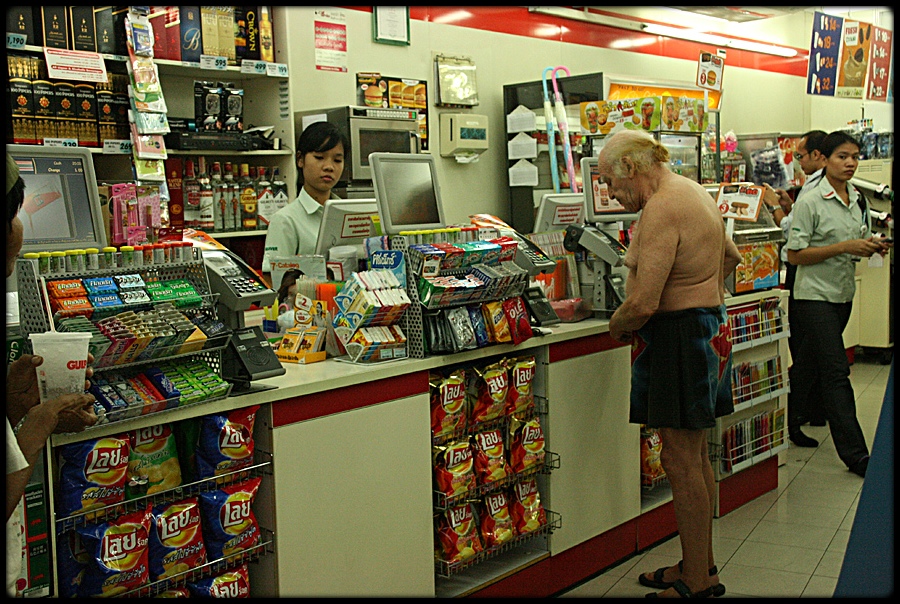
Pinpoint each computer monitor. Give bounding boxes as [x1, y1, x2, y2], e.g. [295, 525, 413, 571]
[8, 144, 107, 254]
[532, 193, 585, 234]
[369, 152, 446, 236]
[314, 198, 379, 256]
[580, 156, 641, 224]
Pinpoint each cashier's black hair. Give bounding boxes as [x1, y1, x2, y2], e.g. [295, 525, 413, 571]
[818, 131, 860, 158]
[296, 121, 350, 191]
[800, 130, 828, 154]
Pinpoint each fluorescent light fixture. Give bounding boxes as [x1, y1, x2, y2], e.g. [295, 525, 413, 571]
[529, 6, 799, 58]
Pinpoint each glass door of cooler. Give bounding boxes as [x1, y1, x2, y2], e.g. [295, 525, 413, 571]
[657, 132, 701, 182]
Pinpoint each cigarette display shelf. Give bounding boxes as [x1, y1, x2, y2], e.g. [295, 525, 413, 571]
[390, 235, 529, 359]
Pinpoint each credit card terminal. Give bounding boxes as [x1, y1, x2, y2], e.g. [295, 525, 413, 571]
[523, 286, 561, 326]
[203, 248, 277, 312]
[502, 230, 558, 276]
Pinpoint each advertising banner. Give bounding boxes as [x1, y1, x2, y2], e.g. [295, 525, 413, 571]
[807, 11, 842, 97]
[835, 20, 873, 99]
[866, 26, 892, 102]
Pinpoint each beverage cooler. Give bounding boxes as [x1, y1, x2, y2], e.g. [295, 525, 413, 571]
[656, 132, 702, 182]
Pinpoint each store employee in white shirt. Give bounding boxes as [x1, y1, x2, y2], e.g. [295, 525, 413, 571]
[262, 121, 349, 285]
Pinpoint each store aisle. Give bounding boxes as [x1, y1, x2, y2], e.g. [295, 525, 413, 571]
[558, 354, 891, 598]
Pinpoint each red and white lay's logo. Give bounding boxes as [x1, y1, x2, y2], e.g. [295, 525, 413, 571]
[220, 493, 254, 535]
[477, 430, 502, 451]
[513, 364, 534, 389]
[211, 573, 250, 598]
[158, 503, 200, 545]
[441, 380, 465, 412]
[134, 424, 171, 451]
[448, 504, 473, 528]
[84, 438, 129, 486]
[66, 359, 87, 370]
[218, 423, 252, 460]
[101, 525, 148, 570]
[485, 492, 507, 517]
[485, 371, 507, 397]
[446, 443, 472, 469]
[522, 422, 545, 452]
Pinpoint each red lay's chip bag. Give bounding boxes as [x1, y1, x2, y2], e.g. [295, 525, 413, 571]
[482, 301, 511, 343]
[58, 436, 131, 518]
[502, 296, 534, 345]
[435, 502, 484, 564]
[509, 416, 546, 474]
[75, 503, 153, 598]
[197, 405, 260, 481]
[509, 478, 548, 535]
[433, 441, 476, 499]
[149, 497, 208, 581]
[199, 477, 262, 561]
[187, 563, 251, 598]
[479, 491, 517, 549]
[506, 355, 536, 416]
[468, 361, 508, 425]
[472, 428, 512, 485]
[430, 369, 467, 439]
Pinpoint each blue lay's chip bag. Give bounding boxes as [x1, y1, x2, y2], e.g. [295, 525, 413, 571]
[196, 406, 260, 480]
[56, 529, 90, 598]
[187, 563, 251, 597]
[199, 478, 261, 561]
[57, 436, 131, 518]
[149, 497, 207, 581]
[75, 503, 152, 597]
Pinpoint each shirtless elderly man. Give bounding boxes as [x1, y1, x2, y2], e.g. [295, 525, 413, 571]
[600, 130, 741, 598]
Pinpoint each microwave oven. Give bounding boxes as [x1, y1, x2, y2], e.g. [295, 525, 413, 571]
[294, 106, 420, 185]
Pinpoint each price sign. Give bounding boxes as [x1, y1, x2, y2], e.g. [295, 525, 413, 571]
[44, 138, 79, 148]
[240, 60, 268, 75]
[7, 32, 27, 49]
[103, 139, 133, 154]
[807, 11, 843, 97]
[865, 26, 891, 101]
[268, 62, 289, 77]
[200, 54, 227, 70]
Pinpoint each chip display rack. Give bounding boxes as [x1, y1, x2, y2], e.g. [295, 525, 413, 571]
[390, 235, 529, 359]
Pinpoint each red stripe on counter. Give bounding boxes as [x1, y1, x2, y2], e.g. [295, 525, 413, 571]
[344, 7, 808, 77]
[549, 332, 628, 363]
[271, 371, 430, 427]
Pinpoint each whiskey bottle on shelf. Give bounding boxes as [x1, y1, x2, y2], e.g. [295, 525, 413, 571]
[239, 163, 258, 231]
[223, 161, 238, 231]
[256, 166, 274, 231]
[197, 156, 215, 231]
[210, 161, 225, 232]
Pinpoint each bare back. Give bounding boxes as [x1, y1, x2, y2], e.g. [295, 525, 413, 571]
[624, 173, 730, 312]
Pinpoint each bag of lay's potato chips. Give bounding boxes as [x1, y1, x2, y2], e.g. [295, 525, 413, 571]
[471, 428, 512, 485]
[56, 529, 90, 598]
[75, 503, 153, 598]
[509, 478, 547, 535]
[156, 586, 191, 597]
[435, 502, 484, 564]
[199, 477, 262, 561]
[149, 497, 208, 581]
[479, 491, 517, 549]
[433, 440, 476, 500]
[196, 406, 260, 481]
[506, 355, 536, 417]
[187, 563, 251, 597]
[467, 361, 508, 425]
[508, 416, 547, 474]
[126, 423, 182, 500]
[57, 435, 131, 518]
[430, 369, 467, 440]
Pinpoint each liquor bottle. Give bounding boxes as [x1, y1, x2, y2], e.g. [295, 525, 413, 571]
[183, 158, 200, 229]
[256, 166, 274, 231]
[197, 156, 215, 231]
[239, 163, 258, 231]
[271, 166, 289, 213]
[259, 6, 274, 62]
[210, 161, 226, 231]
[223, 161, 238, 231]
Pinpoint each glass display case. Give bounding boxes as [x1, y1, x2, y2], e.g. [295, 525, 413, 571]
[657, 132, 701, 182]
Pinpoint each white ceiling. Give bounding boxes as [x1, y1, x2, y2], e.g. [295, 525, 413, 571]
[665, 7, 812, 23]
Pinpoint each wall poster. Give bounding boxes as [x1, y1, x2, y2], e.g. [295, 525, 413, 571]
[807, 11, 842, 97]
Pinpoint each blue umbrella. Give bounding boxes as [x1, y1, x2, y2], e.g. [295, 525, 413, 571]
[552, 66, 579, 193]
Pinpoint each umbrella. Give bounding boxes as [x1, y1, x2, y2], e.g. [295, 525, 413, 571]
[552, 66, 578, 193]
[542, 66, 561, 193]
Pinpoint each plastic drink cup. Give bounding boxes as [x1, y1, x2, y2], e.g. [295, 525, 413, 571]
[28, 332, 92, 403]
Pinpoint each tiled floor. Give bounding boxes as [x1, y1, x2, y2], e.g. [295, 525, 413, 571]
[559, 353, 892, 598]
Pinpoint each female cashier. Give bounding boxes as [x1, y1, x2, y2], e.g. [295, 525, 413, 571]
[262, 121, 350, 283]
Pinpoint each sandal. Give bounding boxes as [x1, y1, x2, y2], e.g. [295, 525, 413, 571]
[646, 579, 718, 598]
[639, 561, 726, 597]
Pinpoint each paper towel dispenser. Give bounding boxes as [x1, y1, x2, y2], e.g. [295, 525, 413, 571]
[440, 113, 489, 161]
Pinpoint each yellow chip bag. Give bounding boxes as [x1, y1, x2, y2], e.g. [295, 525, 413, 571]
[482, 301, 511, 343]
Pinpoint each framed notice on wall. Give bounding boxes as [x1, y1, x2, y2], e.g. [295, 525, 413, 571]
[372, 7, 410, 46]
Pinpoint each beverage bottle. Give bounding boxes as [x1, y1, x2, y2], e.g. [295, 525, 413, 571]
[183, 158, 201, 229]
[271, 166, 289, 213]
[210, 161, 225, 231]
[223, 161, 238, 231]
[239, 163, 258, 231]
[197, 156, 215, 231]
[260, 6, 274, 62]
[256, 166, 274, 231]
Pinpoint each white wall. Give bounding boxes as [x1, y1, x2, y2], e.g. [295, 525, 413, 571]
[280, 8, 893, 226]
